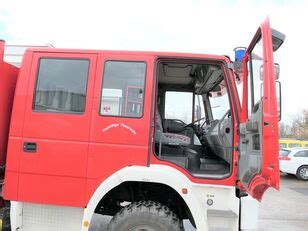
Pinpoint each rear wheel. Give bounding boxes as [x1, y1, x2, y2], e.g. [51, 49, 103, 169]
[107, 201, 183, 231]
[0, 206, 10, 231]
[296, 166, 308, 180]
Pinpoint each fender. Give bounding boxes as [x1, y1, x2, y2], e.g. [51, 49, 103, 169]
[82, 164, 213, 231]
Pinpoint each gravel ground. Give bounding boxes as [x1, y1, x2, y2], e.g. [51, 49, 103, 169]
[258, 173, 308, 231]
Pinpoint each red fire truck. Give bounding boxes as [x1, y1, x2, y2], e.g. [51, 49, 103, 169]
[0, 18, 284, 230]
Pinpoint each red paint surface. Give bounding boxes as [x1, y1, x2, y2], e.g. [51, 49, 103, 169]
[0, 61, 18, 167]
[239, 18, 280, 201]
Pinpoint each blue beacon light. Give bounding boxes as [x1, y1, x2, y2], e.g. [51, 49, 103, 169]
[234, 47, 246, 62]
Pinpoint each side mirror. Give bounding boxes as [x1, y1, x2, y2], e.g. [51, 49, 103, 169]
[259, 63, 280, 80]
[276, 81, 282, 121]
[271, 29, 286, 52]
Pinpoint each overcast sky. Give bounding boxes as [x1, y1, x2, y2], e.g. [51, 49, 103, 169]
[0, 0, 307, 123]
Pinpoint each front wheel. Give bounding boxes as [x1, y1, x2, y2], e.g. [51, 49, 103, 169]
[296, 166, 308, 180]
[107, 201, 183, 231]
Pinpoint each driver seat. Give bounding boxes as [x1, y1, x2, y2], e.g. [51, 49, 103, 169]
[155, 112, 191, 156]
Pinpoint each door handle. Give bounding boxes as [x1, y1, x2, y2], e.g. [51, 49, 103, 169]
[23, 142, 37, 153]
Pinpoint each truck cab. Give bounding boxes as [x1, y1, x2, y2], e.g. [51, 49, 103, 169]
[0, 18, 284, 231]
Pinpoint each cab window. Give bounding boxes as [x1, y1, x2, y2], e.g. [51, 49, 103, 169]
[34, 58, 89, 113]
[100, 61, 146, 118]
[165, 91, 193, 124]
[208, 84, 230, 120]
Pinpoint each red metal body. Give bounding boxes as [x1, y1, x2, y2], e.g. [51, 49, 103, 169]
[239, 18, 280, 200]
[3, 50, 239, 207]
[0, 55, 18, 169]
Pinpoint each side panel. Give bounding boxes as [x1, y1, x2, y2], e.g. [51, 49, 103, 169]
[0, 61, 18, 167]
[16, 52, 97, 207]
[83, 165, 240, 231]
[10, 166, 240, 231]
[240, 196, 259, 230]
[10, 202, 83, 231]
[4, 51, 33, 200]
[86, 54, 154, 202]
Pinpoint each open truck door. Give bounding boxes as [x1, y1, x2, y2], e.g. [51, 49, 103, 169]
[238, 18, 285, 201]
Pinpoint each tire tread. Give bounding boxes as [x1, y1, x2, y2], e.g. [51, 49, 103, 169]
[107, 200, 183, 231]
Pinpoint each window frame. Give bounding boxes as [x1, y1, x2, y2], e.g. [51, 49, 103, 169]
[99, 60, 147, 118]
[32, 57, 90, 115]
[193, 94, 206, 123]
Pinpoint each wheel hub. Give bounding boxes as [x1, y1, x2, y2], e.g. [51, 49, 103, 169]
[300, 168, 308, 179]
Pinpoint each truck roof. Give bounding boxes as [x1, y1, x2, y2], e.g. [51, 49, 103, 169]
[25, 48, 230, 62]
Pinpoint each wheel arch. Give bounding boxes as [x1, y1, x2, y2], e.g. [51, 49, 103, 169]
[94, 181, 194, 222]
[82, 165, 208, 230]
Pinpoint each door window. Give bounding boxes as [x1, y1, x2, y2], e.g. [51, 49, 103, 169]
[100, 61, 146, 118]
[34, 58, 89, 113]
[249, 38, 263, 113]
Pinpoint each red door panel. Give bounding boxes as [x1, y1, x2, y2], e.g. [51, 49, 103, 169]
[19, 139, 88, 177]
[18, 173, 85, 207]
[238, 18, 285, 201]
[85, 54, 154, 203]
[18, 52, 97, 207]
[23, 53, 96, 141]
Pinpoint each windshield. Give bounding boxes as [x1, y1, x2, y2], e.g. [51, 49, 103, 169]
[279, 149, 291, 156]
[208, 80, 230, 120]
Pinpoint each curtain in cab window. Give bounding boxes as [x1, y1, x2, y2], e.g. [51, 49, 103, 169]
[100, 61, 146, 118]
[34, 58, 89, 113]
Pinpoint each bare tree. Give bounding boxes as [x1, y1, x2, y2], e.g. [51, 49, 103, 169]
[281, 109, 308, 139]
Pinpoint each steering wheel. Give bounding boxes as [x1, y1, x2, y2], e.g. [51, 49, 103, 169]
[170, 119, 186, 125]
[182, 117, 207, 129]
[217, 110, 231, 139]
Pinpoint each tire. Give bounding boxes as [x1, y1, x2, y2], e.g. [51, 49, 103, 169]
[0, 206, 10, 231]
[296, 166, 308, 180]
[107, 201, 184, 231]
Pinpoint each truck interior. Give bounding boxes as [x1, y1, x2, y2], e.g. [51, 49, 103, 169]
[154, 59, 233, 178]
